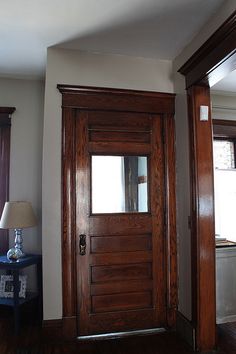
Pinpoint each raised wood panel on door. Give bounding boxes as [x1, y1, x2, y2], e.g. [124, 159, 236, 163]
[59, 85, 177, 338]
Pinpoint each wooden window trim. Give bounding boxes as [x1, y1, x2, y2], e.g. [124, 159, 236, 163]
[0, 107, 15, 254]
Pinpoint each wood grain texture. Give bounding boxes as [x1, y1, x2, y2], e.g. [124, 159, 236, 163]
[163, 114, 178, 327]
[178, 11, 236, 88]
[0, 107, 15, 117]
[91, 263, 152, 283]
[92, 291, 152, 313]
[80, 110, 167, 334]
[88, 111, 152, 130]
[150, 115, 166, 326]
[61, 107, 77, 319]
[58, 85, 175, 114]
[90, 234, 151, 253]
[0, 107, 15, 254]
[59, 86, 177, 338]
[62, 316, 77, 339]
[88, 309, 157, 334]
[187, 85, 216, 352]
[90, 130, 150, 143]
[89, 214, 152, 235]
[90, 251, 152, 266]
[88, 141, 150, 154]
[75, 111, 90, 335]
[90, 279, 153, 296]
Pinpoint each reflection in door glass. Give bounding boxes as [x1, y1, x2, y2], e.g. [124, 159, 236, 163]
[91, 156, 148, 213]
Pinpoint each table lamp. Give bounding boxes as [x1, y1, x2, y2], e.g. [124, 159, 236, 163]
[0, 201, 37, 261]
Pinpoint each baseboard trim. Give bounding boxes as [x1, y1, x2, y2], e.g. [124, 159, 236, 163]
[43, 319, 63, 328]
[43, 317, 77, 339]
[62, 316, 77, 339]
[176, 311, 196, 350]
[42, 319, 63, 338]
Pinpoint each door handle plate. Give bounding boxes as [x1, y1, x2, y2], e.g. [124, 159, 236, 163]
[79, 234, 86, 256]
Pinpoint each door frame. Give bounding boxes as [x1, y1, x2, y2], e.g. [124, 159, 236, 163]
[58, 85, 177, 338]
[0, 107, 15, 254]
[178, 10, 236, 352]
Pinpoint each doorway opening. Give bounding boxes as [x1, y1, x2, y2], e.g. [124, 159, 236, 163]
[211, 85, 236, 351]
[178, 9, 236, 353]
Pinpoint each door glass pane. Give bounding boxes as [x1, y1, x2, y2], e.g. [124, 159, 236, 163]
[91, 156, 148, 213]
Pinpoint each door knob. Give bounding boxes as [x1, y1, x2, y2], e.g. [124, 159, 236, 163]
[79, 234, 86, 256]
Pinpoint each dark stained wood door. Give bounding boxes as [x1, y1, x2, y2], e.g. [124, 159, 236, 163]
[76, 110, 166, 335]
[59, 85, 177, 339]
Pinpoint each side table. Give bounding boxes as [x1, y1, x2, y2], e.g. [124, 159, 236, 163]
[0, 254, 42, 335]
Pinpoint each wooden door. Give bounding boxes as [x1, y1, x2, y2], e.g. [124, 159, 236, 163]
[76, 111, 165, 335]
[59, 85, 177, 338]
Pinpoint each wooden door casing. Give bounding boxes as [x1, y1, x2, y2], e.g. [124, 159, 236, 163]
[178, 11, 236, 351]
[59, 85, 177, 338]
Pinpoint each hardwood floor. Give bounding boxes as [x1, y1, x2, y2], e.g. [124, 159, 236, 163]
[0, 331, 196, 354]
[218, 322, 236, 354]
[0, 313, 194, 354]
[1, 311, 236, 354]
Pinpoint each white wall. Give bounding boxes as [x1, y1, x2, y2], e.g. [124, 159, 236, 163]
[173, 0, 236, 320]
[211, 92, 236, 120]
[42, 48, 173, 320]
[0, 78, 44, 288]
[173, 74, 192, 319]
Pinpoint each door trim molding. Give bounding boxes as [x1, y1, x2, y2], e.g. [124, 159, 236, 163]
[178, 9, 236, 352]
[179, 11, 236, 88]
[59, 85, 177, 338]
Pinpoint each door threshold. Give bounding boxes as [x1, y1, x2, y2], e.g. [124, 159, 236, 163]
[77, 327, 166, 341]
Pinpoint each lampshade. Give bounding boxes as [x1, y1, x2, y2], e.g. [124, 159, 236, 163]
[0, 201, 37, 229]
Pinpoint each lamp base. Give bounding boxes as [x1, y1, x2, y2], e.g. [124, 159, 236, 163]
[7, 228, 25, 261]
[7, 247, 24, 261]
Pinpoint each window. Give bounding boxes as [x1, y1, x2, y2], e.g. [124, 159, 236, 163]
[213, 123, 236, 243]
[213, 139, 235, 169]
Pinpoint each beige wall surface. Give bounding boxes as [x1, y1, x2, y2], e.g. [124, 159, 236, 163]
[173, 0, 236, 321]
[211, 92, 236, 120]
[174, 73, 192, 319]
[0, 78, 44, 289]
[43, 0, 236, 322]
[42, 48, 174, 320]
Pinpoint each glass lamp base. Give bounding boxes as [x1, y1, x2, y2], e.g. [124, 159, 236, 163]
[7, 248, 24, 261]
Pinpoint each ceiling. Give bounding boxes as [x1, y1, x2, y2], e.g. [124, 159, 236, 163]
[1, 0, 225, 78]
[212, 69, 236, 93]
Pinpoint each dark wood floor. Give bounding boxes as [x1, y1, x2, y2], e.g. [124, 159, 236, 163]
[0, 321, 195, 354]
[1, 311, 236, 354]
[218, 322, 236, 354]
